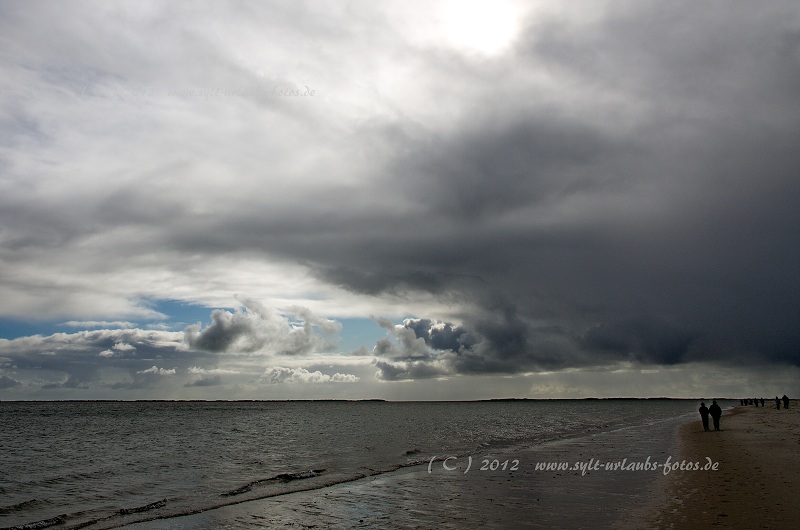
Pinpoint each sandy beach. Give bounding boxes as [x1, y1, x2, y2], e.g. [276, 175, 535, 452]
[649, 402, 799, 529]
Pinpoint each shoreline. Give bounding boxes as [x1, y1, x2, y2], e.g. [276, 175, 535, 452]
[649, 402, 799, 528]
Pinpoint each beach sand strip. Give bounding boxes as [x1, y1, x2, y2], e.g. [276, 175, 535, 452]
[647, 402, 799, 529]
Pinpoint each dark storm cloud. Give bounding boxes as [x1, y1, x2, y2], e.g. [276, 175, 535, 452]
[374, 359, 448, 381]
[318, 268, 458, 297]
[373, 309, 585, 381]
[393, 118, 619, 222]
[404, 318, 475, 352]
[356, 3, 800, 378]
[185, 309, 260, 353]
[580, 318, 700, 366]
[129, 3, 800, 378]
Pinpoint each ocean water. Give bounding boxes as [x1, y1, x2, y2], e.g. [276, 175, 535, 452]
[0, 399, 704, 529]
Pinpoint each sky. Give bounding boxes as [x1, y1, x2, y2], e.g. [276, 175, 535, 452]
[1, 0, 799, 400]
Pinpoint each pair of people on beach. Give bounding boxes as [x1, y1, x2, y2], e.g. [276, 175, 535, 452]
[775, 395, 790, 409]
[698, 400, 721, 431]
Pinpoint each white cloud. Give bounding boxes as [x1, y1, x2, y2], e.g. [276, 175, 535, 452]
[188, 366, 240, 375]
[261, 367, 360, 384]
[136, 366, 176, 376]
[183, 300, 340, 356]
[61, 321, 137, 329]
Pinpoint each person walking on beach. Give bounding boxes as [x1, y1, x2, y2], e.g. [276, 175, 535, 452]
[776, 396, 781, 409]
[782, 395, 790, 409]
[709, 400, 722, 431]
[699, 402, 710, 431]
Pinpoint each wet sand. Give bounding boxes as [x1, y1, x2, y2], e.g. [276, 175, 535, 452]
[649, 402, 799, 529]
[119, 416, 683, 530]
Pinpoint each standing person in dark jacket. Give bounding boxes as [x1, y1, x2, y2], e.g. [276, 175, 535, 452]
[698, 402, 710, 431]
[782, 395, 790, 409]
[709, 400, 722, 431]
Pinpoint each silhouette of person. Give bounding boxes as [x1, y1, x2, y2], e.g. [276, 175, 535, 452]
[782, 395, 789, 410]
[699, 402, 710, 431]
[776, 396, 781, 410]
[760, 398, 764, 407]
[709, 400, 722, 431]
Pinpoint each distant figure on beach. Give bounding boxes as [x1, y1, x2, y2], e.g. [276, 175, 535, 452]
[782, 395, 790, 409]
[709, 400, 722, 431]
[776, 396, 781, 410]
[699, 402, 710, 431]
[760, 398, 764, 407]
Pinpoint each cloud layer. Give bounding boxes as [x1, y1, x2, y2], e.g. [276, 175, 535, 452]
[1, 1, 798, 397]
[0, 304, 354, 393]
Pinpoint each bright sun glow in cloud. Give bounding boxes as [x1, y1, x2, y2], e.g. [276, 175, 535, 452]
[443, 0, 520, 55]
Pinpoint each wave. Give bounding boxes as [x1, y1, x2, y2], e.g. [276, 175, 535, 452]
[1, 499, 168, 530]
[3, 468, 364, 530]
[2, 514, 66, 530]
[117, 500, 167, 515]
[220, 469, 325, 497]
[0, 500, 40, 516]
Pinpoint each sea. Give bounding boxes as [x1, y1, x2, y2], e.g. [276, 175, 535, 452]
[0, 399, 721, 529]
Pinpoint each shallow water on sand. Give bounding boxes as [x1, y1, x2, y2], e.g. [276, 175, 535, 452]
[1, 400, 705, 529]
